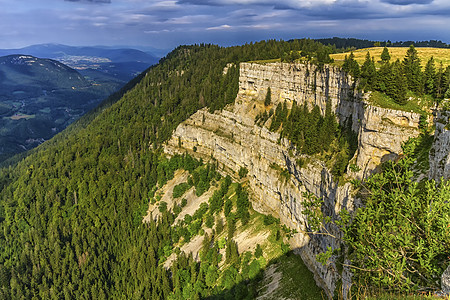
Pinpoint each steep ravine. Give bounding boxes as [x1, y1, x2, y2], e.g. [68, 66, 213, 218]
[164, 62, 423, 298]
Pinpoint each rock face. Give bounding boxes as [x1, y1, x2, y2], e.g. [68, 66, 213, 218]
[164, 62, 422, 298]
[354, 104, 421, 179]
[429, 111, 450, 181]
[442, 265, 450, 295]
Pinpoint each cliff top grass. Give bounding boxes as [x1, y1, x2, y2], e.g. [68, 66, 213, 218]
[331, 47, 450, 68]
[246, 58, 281, 64]
[367, 91, 433, 114]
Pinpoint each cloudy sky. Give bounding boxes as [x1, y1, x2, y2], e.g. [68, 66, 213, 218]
[1, 0, 449, 51]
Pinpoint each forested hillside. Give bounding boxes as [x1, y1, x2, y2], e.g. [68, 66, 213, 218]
[0, 40, 334, 299]
[0, 38, 448, 299]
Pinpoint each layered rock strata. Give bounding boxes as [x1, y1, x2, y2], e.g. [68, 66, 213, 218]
[164, 62, 422, 298]
[429, 111, 450, 181]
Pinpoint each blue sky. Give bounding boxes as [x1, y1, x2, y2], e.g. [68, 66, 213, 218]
[1, 0, 449, 51]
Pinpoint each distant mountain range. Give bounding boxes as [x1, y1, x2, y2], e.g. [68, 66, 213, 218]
[0, 44, 164, 161]
[0, 44, 161, 82]
[0, 54, 122, 161]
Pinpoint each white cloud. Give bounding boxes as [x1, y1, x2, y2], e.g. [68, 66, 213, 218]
[207, 24, 232, 30]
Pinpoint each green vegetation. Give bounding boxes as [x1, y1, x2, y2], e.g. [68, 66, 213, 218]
[266, 100, 357, 178]
[0, 40, 339, 299]
[368, 91, 430, 114]
[0, 38, 447, 299]
[255, 252, 325, 300]
[264, 87, 271, 106]
[173, 182, 191, 198]
[343, 139, 450, 294]
[337, 46, 450, 109]
[238, 166, 248, 179]
[304, 137, 450, 297]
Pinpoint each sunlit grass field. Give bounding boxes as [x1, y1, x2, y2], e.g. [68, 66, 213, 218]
[331, 47, 450, 69]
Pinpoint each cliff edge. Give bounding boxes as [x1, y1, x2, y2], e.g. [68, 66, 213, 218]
[164, 61, 423, 298]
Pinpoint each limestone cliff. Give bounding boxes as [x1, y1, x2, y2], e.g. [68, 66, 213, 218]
[429, 110, 450, 181]
[164, 62, 422, 298]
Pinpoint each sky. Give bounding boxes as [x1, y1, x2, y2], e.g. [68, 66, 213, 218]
[1, 0, 449, 52]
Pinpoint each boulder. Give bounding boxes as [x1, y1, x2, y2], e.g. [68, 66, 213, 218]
[443, 264, 450, 295]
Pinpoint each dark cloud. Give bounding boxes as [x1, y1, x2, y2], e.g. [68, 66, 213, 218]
[177, 0, 223, 6]
[65, 0, 111, 3]
[380, 0, 433, 5]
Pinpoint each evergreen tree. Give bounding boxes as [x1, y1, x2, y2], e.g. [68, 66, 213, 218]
[435, 62, 444, 100]
[423, 56, 436, 96]
[360, 51, 376, 89]
[403, 45, 422, 94]
[264, 87, 272, 106]
[380, 46, 391, 63]
[342, 52, 360, 78]
[389, 59, 408, 105]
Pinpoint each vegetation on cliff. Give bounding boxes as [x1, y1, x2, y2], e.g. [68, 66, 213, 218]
[345, 137, 450, 295]
[340, 45, 450, 106]
[0, 40, 334, 299]
[0, 38, 448, 299]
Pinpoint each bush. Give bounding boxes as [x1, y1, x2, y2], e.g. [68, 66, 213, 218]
[158, 201, 168, 213]
[263, 214, 279, 226]
[173, 182, 191, 198]
[238, 166, 248, 178]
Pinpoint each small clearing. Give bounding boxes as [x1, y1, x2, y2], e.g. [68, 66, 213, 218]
[142, 169, 189, 223]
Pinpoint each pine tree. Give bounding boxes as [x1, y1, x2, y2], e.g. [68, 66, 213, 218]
[390, 60, 408, 105]
[403, 45, 422, 94]
[264, 87, 271, 106]
[380, 46, 391, 63]
[423, 56, 436, 96]
[360, 52, 376, 88]
[342, 52, 360, 78]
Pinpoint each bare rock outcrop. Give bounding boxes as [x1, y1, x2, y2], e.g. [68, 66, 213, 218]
[429, 111, 450, 181]
[164, 61, 422, 298]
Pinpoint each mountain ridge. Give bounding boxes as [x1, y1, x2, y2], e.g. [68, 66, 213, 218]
[0, 41, 448, 299]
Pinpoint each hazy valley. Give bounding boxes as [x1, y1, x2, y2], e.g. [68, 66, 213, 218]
[0, 45, 160, 162]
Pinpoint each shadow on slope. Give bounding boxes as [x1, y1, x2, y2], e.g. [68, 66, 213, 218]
[204, 250, 326, 300]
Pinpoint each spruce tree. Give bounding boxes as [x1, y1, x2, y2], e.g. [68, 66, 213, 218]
[403, 45, 422, 94]
[264, 87, 271, 106]
[380, 46, 391, 63]
[435, 62, 444, 99]
[390, 60, 408, 105]
[423, 56, 436, 96]
[342, 52, 360, 78]
[361, 51, 376, 89]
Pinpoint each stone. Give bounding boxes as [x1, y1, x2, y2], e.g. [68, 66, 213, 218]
[429, 111, 450, 182]
[443, 265, 450, 295]
[164, 61, 424, 299]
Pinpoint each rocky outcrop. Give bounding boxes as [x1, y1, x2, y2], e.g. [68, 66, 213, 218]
[165, 106, 350, 298]
[354, 103, 421, 179]
[164, 62, 422, 298]
[429, 111, 450, 181]
[442, 265, 450, 295]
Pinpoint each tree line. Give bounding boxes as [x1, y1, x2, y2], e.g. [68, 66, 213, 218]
[343, 45, 450, 104]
